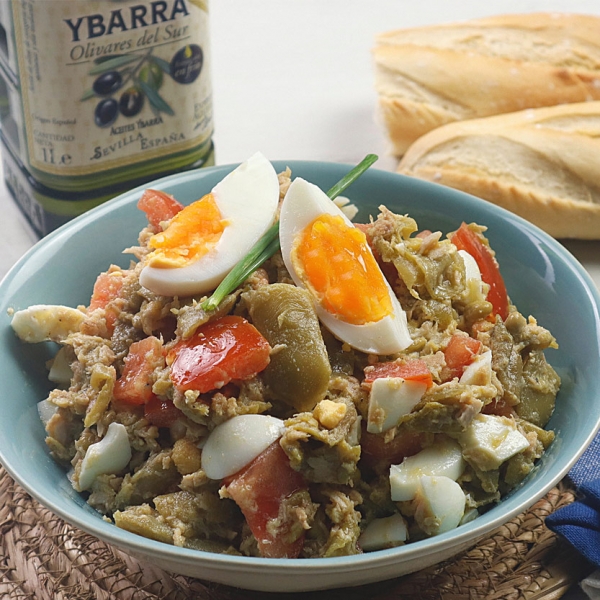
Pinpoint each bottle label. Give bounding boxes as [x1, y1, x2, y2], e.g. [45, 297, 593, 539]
[11, 0, 212, 177]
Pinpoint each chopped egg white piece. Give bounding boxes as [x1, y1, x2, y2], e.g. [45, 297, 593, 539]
[414, 475, 466, 536]
[459, 350, 492, 386]
[333, 195, 359, 220]
[37, 399, 58, 426]
[367, 377, 427, 433]
[460, 507, 480, 525]
[11, 304, 85, 343]
[48, 346, 73, 385]
[201, 414, 285, 480]
[358, 514, 408, 551]
[390, 438, 465, 502]
[458, 414, 530, 471]
[348, 415, 362, 446]
[458, 249, 486, 304]
[78, 422, 131, 491]
[458, 250, 481, 283]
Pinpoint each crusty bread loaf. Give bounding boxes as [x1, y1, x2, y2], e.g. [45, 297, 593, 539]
[397, 102, 600, 239]
[374, 13, 600, 156]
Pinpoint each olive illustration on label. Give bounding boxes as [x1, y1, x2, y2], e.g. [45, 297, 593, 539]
[119, 87, 144, 117]
[82, 47, 200, 128]
[139, 61, 164, 90]
[170, 44, 203, 84]
[93, 71, 123, 96]
[95, 98, 118, 127]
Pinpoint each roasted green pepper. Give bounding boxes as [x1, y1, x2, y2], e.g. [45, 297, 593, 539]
[245, 283, 331, 412]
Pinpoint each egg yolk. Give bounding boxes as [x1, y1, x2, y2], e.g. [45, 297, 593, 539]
[292, 214, 393, 325]
[146, 194, 227, 268]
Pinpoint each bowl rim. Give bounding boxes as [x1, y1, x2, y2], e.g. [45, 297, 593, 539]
[1, 159, 600, 575]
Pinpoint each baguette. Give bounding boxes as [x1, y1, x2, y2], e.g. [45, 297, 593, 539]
[374, 13, 600, 156]
[397, 102, 600, 240]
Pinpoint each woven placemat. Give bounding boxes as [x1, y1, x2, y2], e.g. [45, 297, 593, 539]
[0, 465, 592, 600]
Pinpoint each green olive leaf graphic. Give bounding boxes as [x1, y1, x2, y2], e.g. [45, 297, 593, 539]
[138, 79, 175, 116]
[140, 61, 163, 90]
[93, 54, 125, 65]
[88, 54, 139, 75]
[80, 88, 96, 101]
[152, 56, 172, 76]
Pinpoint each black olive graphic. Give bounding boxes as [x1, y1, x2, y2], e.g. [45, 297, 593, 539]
[170, 44, 203, 84]
[119, 87, 144, 117]
[95, 98, 118, 127]
[93, 71, 123, 96]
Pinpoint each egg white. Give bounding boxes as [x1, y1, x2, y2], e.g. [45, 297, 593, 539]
[11, 304, 85, 343]
[201, 414, 285, 480]
[414, 475, 466, 536]
[389, 438, 465, 502]
[358, 514, 408, 551]
[457, 249, 486, 304]
[78, 422, 132, 491]
[279, 177, 411, 355]
[367, 377, 428, 433]
[139, 152, 280, 297]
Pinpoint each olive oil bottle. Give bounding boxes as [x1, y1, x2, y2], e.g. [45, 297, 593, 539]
[0, 0, 214, 236]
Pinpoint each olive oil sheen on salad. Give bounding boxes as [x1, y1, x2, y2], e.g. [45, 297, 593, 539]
[0, 0, 214, 235]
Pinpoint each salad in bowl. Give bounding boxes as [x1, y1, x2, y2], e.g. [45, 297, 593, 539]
[10, 152, 560, 561]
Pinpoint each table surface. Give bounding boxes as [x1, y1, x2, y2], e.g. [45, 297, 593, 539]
[0, 2, 598, 596]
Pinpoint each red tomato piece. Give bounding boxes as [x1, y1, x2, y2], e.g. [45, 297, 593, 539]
[137, 189, 184, 229]
[144, 396, 182, 427]
[364, 359, 433, 389]
[89, 271, 125, 334]
[226, 442, 306, 558]
[113, 336, 164, 405]
[360, 423, 426, 470]
[452, 222, 509, 320]
[90, 271, 124, 310]
[168, 316, 271, 393]
[443, 334, 482, 381]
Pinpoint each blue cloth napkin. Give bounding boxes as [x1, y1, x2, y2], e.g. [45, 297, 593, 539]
[545, 434, 600, 567]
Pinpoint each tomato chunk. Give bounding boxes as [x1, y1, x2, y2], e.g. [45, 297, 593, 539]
[144, 396, 182, 427]
[444, 334, 482, 381]
[90, 271, 124, 311]
[137, 189, 184, 229]
[89, 270, 125, 334]
[226, 442, 306, 558]
[452, 223, 509, 320]
[364, 359, 433, 389]
[113, 336, 164, 405]
[168, 316, 271, 393]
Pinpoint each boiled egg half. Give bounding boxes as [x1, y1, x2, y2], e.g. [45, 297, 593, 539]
[140, 152, 280, 297]
[279, 177, 411, 355]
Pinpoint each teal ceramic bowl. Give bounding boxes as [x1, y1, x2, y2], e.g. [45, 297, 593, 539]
[1, 161, 599, 592]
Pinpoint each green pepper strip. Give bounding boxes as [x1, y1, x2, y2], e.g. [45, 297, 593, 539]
[201, 154, 378, 312]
